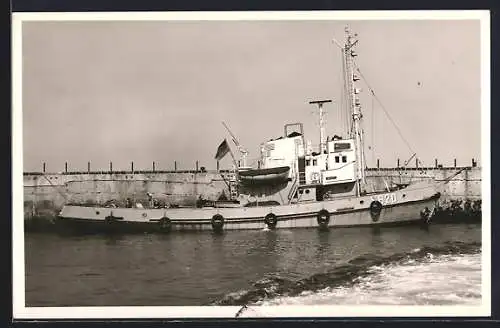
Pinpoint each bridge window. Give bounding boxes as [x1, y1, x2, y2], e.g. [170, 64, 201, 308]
[334, 142, 351, 151]
[342, 156, 347, 163]
[335, 156, 340, 163]
[313, 159, 317, 166]
[306, 159, 311, 166]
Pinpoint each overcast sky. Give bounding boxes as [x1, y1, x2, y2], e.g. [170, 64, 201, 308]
[21, 18, 481, 172]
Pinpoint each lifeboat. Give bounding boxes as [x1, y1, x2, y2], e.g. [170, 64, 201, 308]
[238, 166, 290, 185]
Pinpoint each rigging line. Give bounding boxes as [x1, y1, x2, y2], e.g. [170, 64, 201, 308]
[360, 129, 367, 171]
[371, 91, 375, 167]
[354, 65, 419, 159]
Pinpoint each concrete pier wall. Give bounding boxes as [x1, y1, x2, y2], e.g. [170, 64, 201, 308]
[23, 167, 481, 220]
[23, 170, 235, 219]
[365, 166, 481, 200]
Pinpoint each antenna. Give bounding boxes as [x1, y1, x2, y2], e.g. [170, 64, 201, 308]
[309, 99, 332, 154]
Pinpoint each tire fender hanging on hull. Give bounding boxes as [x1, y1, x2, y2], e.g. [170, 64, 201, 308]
[211, 214, 225, 232]
[317, 209, 331, 229]
[264, 213, 278, 229]
[369, 201, 383, 222]
[159, 216, 172, 232]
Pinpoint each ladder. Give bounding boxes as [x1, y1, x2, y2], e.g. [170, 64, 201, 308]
[228, 171, 239, 200]
[298, 171, 306, 185]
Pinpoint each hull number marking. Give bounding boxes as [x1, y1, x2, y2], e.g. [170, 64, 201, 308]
[371, 193, 397, 205]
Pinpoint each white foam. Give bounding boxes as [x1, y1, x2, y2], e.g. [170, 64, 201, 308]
[257, 253, 481, 306]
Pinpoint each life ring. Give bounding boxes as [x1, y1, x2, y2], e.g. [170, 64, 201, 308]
[211, 214, 225, 232]
[264, 213, 278, 229]
[310, 172, 320, 182]
[159, 216, 172, 231]
[369, 201, 383, 222]
[317, 209, 330, 228]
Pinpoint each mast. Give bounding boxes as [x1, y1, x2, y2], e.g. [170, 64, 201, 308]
[342, 26, 366, 192]
[309, 99, 332, 154]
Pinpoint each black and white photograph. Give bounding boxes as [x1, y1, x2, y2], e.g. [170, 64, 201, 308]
[12, 10, 490, 319]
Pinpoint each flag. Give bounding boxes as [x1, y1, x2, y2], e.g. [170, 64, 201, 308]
[215, 139, 230, 161]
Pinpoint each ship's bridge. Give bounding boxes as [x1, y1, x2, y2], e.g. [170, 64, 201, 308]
[303, 138, 357, 185]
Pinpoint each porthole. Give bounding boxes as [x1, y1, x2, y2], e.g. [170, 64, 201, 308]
[96, 211, 100, 215]
[299, 190, 304, 194]
[305, 189, 310, 194]
[402, 194, 406, 198]
[360, 200, 364, 204]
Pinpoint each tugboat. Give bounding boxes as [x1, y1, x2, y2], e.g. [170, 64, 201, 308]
[57, 27, 441, 233]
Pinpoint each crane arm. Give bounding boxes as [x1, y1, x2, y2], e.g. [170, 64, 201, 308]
[222, 121, 247, 153]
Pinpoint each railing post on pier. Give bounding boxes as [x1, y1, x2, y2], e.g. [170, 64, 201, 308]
[131, 161, 134, 173]
[434, 158, 438, 168]
[377, 159, 380, 169]
[152, 161, 156, 172]
[454, 158, 457, 168]
[43, 162, 46, 173]
[65, 162, 68, 173]
[397, 158, 400, 168]
[472, 158, 477, 168]
[174, 161, 177, 172]
[415, 158, 419, 169]
[216, 161, 220, 171]
[88, 161, 91, 173]
[196, 160, 199, 172]
[109, 161, 113, 173]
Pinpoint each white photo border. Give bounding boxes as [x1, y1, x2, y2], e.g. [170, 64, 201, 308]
[12, 10, 491, 319]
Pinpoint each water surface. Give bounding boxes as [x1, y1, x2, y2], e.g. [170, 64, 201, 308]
[25, 223, 481, 307]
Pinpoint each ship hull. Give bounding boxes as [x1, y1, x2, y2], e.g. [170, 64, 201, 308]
[56, 181, 441, 233]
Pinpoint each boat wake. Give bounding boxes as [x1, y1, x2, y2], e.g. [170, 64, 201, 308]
[214, 240, 481, 307]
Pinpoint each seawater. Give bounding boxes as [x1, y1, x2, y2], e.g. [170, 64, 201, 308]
[25, 223, 481, 307]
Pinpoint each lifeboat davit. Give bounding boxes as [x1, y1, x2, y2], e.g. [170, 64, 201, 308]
[238, 166, 290, 185]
